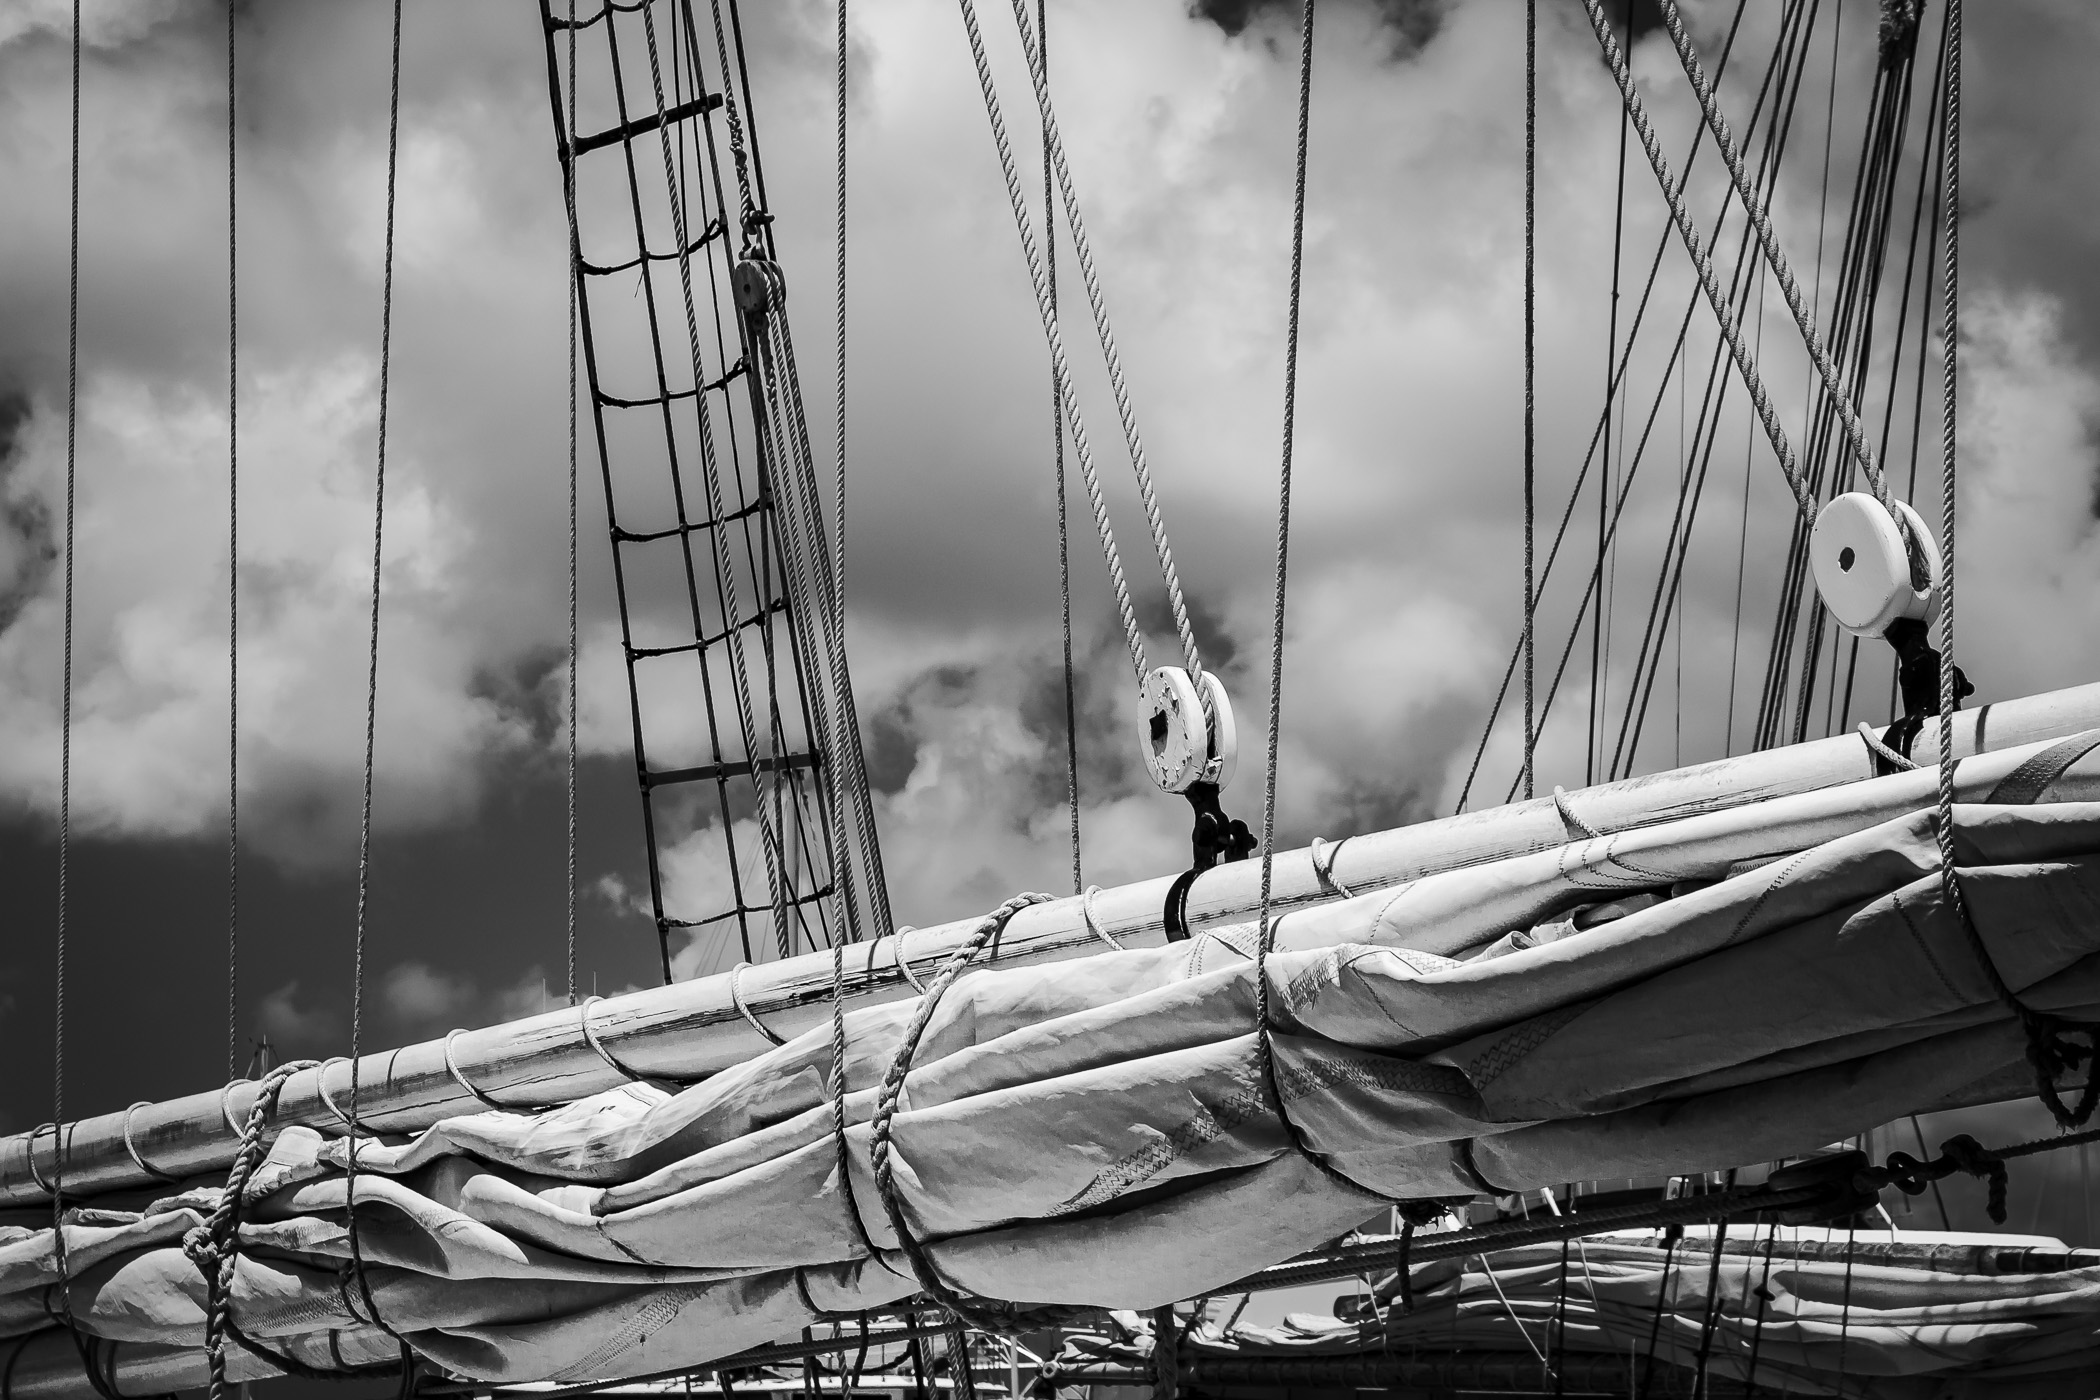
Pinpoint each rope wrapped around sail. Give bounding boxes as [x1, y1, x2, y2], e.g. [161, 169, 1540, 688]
[6, 743, 2100, 1399]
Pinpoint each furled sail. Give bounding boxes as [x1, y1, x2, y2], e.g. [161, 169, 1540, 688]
[5, 734, 2100, 1398]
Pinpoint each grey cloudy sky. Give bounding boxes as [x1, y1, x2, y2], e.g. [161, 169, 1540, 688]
[1, 0, 2098, 1220]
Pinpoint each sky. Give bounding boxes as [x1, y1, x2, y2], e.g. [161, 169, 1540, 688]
[1, 0, 2099, 1238]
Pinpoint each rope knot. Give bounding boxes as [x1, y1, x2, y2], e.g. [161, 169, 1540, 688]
[181, 1226, 220, 1272]
[1937, 1134, 2009, 1223]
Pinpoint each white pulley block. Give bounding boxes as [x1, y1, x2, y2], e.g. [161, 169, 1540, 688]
[1141, 667, 1239, 794]
[1141, 667, 1205, 793]
[1195, 671, 1238, 791]
[1809, 492, 1942, 639]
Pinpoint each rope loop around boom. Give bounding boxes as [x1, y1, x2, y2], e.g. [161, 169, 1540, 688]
[868, 892, 1109, 1334]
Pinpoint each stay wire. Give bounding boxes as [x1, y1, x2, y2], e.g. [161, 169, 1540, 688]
[1036, 0, 1081, 895]
[1519, 0, 1815, 804]
[347, 0, 407, 1342]
[52, 0, 80, 1341]
[1452, 0, 1758, 812]
[952, 0, 1149, 689]
[1521, 0, 1535, 802]
[1001, 0, 1205, 695]
[566, 0, 579, 1006]
[1654, 0, 1912, 540]
[1252, 0, 1374, 1207]
[1577, 0, 1815, 524]
[226, 0, 241, 1081]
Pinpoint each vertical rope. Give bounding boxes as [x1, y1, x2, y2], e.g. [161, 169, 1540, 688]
[348, 0, 407, 1327]
[564, 0, 579, 1006]
[1036, 0, 1081, 894]
[1521, 0, 1536, 802]
[226, 0, 241, 1081]
[1257, 0, 1315, 1072]
[54, 0, 81, 1253]
[1933, 0, 1962, 929]
[834, 0, 848, 648]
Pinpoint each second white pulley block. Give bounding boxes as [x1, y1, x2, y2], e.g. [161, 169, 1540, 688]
[1809, 491, 1942, 639]
[1141, 666, 1238, 794]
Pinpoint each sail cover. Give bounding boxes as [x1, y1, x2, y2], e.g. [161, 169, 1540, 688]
[1050, 1234, 2100, 1398]
[4, 761, 2100, 1396]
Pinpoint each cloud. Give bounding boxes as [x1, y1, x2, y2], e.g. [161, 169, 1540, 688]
[381, 960, 562, 1036]
[0, 0, 2095, 940]
[256, 979, 343, 1055]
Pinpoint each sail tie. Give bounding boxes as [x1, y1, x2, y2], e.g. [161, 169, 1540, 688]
[117, 1106, 181, 1186]
[868, 893, 1106, 1334]
[180, 1059, 317, 1400]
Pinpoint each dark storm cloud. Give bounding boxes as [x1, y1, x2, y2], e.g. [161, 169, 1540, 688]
[2, 1, 2100, 1130]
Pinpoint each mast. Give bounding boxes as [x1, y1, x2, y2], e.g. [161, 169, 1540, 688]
[538, 0, 889, 979]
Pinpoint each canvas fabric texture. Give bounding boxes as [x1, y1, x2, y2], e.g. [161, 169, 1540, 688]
[4, 790, 2100, 1398]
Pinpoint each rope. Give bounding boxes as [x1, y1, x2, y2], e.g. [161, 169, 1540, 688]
[1248, 0, 1379, 1209]
[1307, 839, 1353, 900]
[870, 893, 1111, 1334]
[577, 996, 654, 1083]
[828, 943, 887, 1267]
[1575, 0, 1815, 525]
[1653, 0, 1911, 553]
[226, 0, 241, 1083]
[564, 0, 579, 1007]
[1078, 885, 1124, 952]
[346, 0, 406, 1351]
[1000, 0, 1204, 694]
[181, 1059, 319, 1400]
[728, 962, 788, 1047]
[50, 9, 104, 1397]
[1522, 0, 1535, 804]
[119, 1104, 180, 1184]
[1921, 1, 2091, 1128]
[634, 0, 792, 950]
[1859, 720, 1917, 772]
[1031, 0, 1081, 895]
[950, 0, 1149, 689]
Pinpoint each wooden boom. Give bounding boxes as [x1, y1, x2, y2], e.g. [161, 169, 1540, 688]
[4, 679, 2097, 1208]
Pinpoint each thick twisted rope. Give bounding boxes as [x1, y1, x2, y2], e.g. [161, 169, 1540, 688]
[1001, 0, 1204, 693]
[1653, 0, 1913, 556]
[868, 892, 1109, 1334]
[182, 1060, 319, 1400]
[1919, 1, 2094, 1130]
[950, 0, 1150, 688]
[1576, 0, 1815, 524]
